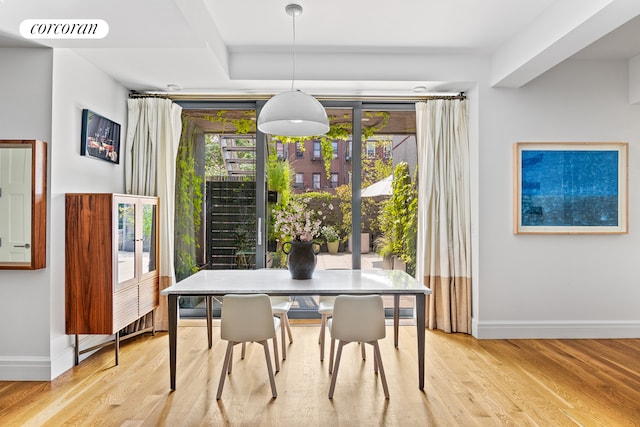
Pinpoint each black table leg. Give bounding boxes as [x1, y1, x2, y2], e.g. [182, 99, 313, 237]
[206, 296, 212, 349]
[394, 295, 400, 348]
[415, 293, 426, 390]
[168, 294, 178, 390]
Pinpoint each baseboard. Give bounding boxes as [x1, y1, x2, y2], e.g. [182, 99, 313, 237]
[0, 356, 51, 381]
[1, 335, 113, 381]
[473, 320, 640, 339]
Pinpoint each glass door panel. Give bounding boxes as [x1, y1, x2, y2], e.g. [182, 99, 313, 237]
[117, 202, 136, 284]
[141, 201, 157, 275]
[361, 107, 417, 316]
[177, 107, 257, 317]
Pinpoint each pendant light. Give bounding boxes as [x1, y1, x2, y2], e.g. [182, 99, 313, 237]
[257, 4, 329, 137]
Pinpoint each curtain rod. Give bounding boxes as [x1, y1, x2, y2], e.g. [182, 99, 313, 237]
[128, 91, 171, 99]
[129, 92, 466, 102]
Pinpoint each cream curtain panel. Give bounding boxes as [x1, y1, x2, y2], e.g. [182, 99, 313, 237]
[125, 97, 182, 331]
[415, 99, 471, 333]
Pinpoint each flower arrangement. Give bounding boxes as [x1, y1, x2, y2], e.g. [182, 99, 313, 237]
[272, 197, 324, 242]
[320, 225, 339, 242]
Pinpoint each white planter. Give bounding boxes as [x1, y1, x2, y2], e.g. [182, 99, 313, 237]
[347, 233, 370, 254]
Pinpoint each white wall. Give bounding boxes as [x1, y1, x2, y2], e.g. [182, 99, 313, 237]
[0, 48, 54, 380]
[0, 47, 128, 380]
[475, 59, 640, 338]
[49, 49, 129, 378]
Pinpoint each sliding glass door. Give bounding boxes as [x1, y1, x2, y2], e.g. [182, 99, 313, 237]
[175, 100, 416, 317]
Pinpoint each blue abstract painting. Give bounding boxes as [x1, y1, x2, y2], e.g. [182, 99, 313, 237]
[520, 150, 619, 227]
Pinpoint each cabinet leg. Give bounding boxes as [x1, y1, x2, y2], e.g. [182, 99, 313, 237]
[152, 310, 156, 336]
[115, 331, 120, 366]
[74, 334, 79, 365]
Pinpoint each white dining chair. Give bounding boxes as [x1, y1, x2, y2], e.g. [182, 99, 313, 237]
[319, 296, 366, 362]
[241, 296, 292, 364]
[327, 294, 389, 399]
[270, 296, 293, 360]
[217, 294, 280, 400]
[318, 296, 335, 361]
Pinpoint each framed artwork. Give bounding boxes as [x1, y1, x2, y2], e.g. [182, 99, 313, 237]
[514, 142, 628, 234]
[80, 109, 121, 164]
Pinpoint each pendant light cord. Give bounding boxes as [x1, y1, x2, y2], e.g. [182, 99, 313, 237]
[291, 11, 296, 91]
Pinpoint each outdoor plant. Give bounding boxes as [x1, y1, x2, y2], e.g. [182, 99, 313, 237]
[320, 225, 340, 242]
[174, 117, 203, 282]
[378, 161, 417, 274]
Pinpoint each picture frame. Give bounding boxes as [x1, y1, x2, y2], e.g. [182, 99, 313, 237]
[80, 109, 121, 164]
[514, 142, 628, 234]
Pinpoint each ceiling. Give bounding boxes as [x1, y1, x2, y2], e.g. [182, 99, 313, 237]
[1, 0, 640, 97]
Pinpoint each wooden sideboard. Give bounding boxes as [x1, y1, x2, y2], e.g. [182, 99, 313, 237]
[65, 193, 159, 364]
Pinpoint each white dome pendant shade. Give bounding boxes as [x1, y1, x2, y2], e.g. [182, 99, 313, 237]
[257, 4, 329, 137]
[258, 90, 330, 137]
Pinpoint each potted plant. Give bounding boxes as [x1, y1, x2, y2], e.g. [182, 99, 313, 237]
[272, 197, 324, 279]
[321, 225, 340, 254]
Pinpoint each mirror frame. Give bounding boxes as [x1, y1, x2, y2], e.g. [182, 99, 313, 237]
[0, 139, 47, 270]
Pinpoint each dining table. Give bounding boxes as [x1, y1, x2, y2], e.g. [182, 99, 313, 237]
[161, 268, 431, 390]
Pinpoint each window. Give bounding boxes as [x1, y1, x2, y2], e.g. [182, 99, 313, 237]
[276, 142, 286, 160]
[295, 142, 304, 158]
[346, 140, 352, 160]
[330, 173, 339, 188]
[312, 173, 321, 189]
[295, 173, 304, 189]
[332, 141, 338, 159]
[383, 140, 392, 159]
[313, 141, 321, 159]
[366, 141, 376, 159]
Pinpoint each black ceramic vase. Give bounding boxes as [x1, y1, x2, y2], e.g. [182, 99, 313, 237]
[283, 241, 319, 279]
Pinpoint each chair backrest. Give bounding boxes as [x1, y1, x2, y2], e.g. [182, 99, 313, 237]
[331, 295, 385, 342]
[221, 294, 276, 342]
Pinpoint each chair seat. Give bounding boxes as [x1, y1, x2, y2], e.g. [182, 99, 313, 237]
[318, 300, 334, 315]
[271, 300, 292, 314]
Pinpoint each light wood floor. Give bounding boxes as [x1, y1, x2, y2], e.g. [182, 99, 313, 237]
[1, 321, 639, 426]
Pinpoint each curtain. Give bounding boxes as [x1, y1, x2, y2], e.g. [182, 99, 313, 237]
[125, 97, 182, 331]
[415, 99, 471, 333]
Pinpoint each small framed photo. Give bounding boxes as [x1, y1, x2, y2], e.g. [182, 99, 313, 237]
[514, 142, 628, 234]
[80, 109, 121, 164]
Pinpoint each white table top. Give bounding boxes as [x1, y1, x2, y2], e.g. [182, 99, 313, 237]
[162, 269, 430, 296]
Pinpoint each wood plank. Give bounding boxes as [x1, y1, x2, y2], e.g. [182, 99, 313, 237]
[1, 324, 639, 426]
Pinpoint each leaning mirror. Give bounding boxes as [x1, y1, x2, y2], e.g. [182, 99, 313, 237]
[0, 140, 47, 269]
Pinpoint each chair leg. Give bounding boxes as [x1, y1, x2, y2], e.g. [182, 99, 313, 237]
[372, 342, 378, 373]
[279, 314, 287, 360]
[216, 342, 234, 400]
[328, 341, 345, 399]
[372, 341, 389, 399]
[328, 338, 335, 374]
[284, 314, 293, 343]
[228, 346, 233, 374]
[272, 334, 280, 373]
[319, 315, 327, 361]
[260, 340, 277, 398]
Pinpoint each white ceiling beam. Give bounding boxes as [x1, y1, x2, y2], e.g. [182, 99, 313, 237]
[173, 0, 230, 79]
[491, 0, 640, 88]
